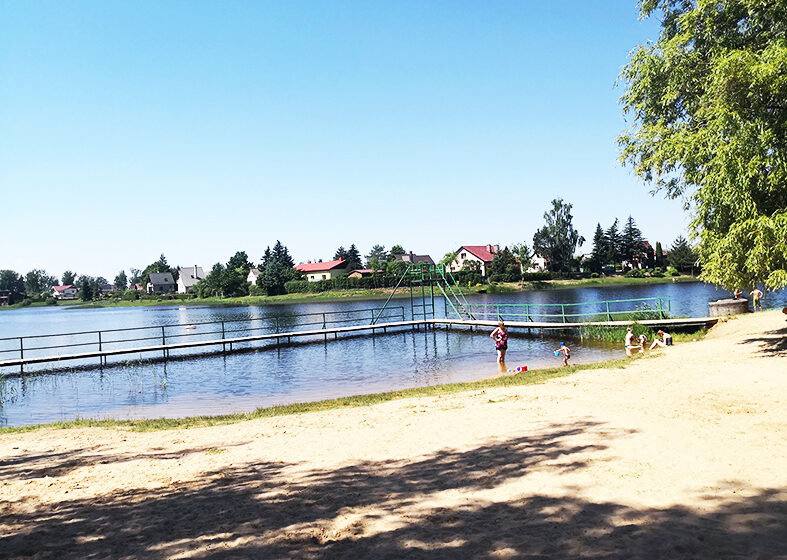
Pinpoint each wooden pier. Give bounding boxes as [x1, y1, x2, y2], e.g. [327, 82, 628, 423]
[0, 316, 719, 372]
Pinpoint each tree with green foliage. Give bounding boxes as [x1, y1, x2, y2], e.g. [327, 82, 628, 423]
[61, 270, 77, 286]
[441, 251, 458, 266]
[511, 242, 533, 272]
[24, 270, 58, 297]
[488, 247, 521, 282]
[654, 241, 665, 269]
[589, 224, 607, 273]
[114, 270, 128, 290]
[604, 219, 622, 266]
[365, 244, 387, 268]
[333, 246, 347, 261]
[197, 263, 225, 298]
[533, 198, 585, 273]
[388, 244, 406, 259]
[129, 268, 142, 286]
[0, 270, 25, 294]
[258, 241, 299, 296]
[621, 216, 646, 265]
[619, 0, 787, 290]
[345, 244, 363, 271]
[386, 259, 408, 277]
[78, 275, 95, 301]
[667, 235, 697, 274]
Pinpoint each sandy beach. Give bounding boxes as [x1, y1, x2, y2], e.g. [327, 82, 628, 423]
[1, 310, 785, 558]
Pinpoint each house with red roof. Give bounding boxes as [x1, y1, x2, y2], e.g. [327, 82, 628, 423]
[446, 245, 500, 277]
[295, 258, 349, 282]
[52, 284, 78, 300]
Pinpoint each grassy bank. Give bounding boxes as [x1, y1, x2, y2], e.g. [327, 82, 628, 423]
[1, 275, 701, 311]
[0, 354, 652, 434]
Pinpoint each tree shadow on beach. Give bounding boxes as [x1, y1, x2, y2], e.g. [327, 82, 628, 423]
[738, 326, 787, 357]
[1, 421, 784, 559]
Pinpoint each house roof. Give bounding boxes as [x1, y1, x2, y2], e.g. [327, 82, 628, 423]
[296, 259, 347, 273]
[393, 253, 435, 265]
[53, 285, 74, 292]
[178, 266, 204, 288]
[148, 272, 175, 285]
[460, 245, 498, 263]
[248, 268, 260, 277]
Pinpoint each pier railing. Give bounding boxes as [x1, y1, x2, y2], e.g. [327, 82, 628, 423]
[462, 297, 671, 323]
[0, 306, 406, 364]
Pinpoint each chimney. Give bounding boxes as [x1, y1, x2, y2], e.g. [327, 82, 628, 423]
[486, 244, 493, 253]
[409, 251, 415, 262]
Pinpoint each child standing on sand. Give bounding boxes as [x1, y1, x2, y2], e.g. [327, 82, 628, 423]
[555, 342, 570, 367]
[750, 288, 764, 311]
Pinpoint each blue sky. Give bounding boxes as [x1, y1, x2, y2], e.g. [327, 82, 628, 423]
[0, 1, 688, 279]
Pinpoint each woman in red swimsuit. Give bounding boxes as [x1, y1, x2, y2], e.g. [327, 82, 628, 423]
[490, 321, 508, 363]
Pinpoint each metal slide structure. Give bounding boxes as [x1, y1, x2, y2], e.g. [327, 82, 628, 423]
[372, 264, 474, 324]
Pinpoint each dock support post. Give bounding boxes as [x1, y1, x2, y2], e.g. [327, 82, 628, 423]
[98, 331, 103, 366]
[221, 321, 226, 353]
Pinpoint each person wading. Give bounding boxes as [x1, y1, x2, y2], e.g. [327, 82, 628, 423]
[490, 321, 508, 364]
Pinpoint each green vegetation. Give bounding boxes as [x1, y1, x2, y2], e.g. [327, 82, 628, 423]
[619, 0, 787, 290]
[0, 353, 651, 434]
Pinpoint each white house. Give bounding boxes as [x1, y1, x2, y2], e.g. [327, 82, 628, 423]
[525, 255, 548, 273]
[447, 245, 499, 277]
[52, 285, 78, 300]
[177, 266, 205, 293]
[295, 259, 348, 282]
[246, 268, 261, 285]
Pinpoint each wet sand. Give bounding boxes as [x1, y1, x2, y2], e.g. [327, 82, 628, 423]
[1, 310, 785, 558]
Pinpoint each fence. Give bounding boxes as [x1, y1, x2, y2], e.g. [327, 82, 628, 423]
[0, 306, 407, 367]
[462, 297, 671, 323]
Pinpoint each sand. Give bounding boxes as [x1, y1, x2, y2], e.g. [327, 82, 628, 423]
[1, 310, 785, 559]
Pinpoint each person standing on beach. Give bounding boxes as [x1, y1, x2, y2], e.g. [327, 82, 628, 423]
[750, 288, 764, 311]
[490, 321, 508, 363]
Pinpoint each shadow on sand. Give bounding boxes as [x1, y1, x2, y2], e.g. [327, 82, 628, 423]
[1, 421, 784, 559]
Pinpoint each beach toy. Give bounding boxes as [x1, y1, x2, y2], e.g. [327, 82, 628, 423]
[554, 351, 560, 356]
[509, 366, 528, 373]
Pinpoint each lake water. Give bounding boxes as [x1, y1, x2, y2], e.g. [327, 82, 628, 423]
[1, 281, 783, 426]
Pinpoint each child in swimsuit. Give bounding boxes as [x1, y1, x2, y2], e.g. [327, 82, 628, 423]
[556, 342, 570, 367]
[490, 321, 508, 363]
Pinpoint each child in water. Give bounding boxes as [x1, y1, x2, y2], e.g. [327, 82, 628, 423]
[555, 342, 570, 367]
[490, 321, 508, 363]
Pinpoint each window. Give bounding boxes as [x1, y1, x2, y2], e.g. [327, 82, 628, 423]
[461, 253, 466, 259]
[322, 274, 327, 280]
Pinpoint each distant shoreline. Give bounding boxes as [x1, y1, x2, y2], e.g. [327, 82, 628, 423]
[2, 275, 702, 311]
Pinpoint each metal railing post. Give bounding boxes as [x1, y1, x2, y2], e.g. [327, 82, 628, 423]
[606, 302, 611, 321]
[19, 337, 23, 373]
[161, 326, 167, 359]
[561, 304, 566, 323]
[526, 304, 530, 322]
[98, 331, 103, 366]
[322, 313, 326, 329]
[496, 304, 501, 322]
[221, 321, 225, 353]
[275, 317, 280, 334]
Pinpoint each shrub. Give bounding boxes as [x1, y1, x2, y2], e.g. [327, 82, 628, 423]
[284, 281, 311, 294]
[624, 269, 644, 278]
[45, 297, 57, 305]
[521, 272, 552, 282]
[590, 272, 600, 279]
